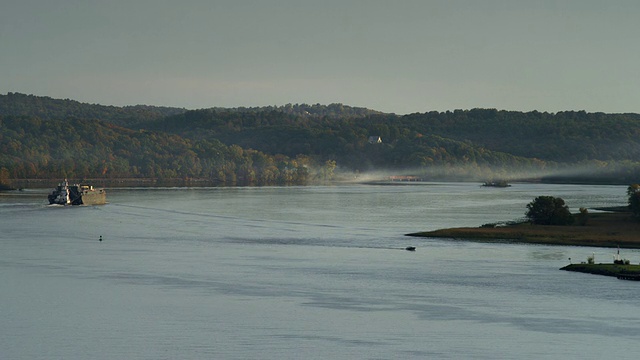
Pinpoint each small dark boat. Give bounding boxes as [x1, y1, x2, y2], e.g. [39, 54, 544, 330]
[405, 246, 416, 251]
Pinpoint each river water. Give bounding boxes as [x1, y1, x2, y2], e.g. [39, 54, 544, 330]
[1, 182, 639, 359]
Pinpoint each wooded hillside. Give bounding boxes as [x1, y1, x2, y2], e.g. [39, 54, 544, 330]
[1, 93, 639, 186]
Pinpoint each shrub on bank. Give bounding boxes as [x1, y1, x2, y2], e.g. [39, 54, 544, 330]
[526, 196, 574, 225]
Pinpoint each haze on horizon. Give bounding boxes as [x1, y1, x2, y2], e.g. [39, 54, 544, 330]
[2, 1, 639, 115]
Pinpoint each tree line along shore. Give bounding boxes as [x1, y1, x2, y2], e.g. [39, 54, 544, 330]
[3, 93, 640, 186]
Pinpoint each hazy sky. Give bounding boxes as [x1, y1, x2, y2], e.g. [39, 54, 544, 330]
[2, 1, 639, 114]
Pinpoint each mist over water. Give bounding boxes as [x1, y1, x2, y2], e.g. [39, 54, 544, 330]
[341, 161, 638, 185]
[1, 183, 638, 359]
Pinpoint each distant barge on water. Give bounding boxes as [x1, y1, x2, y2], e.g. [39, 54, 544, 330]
[48, 179, 107, 205]
[481, 180, 511, 188]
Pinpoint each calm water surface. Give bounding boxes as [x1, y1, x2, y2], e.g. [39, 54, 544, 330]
[1, 182, 639, 359]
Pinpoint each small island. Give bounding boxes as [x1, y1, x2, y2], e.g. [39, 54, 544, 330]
[406, 211, 640, 248]
[560, 252, 640, 280]
[481, 180, 511, 187]
[561, 263, 640, 280]
[408, 188, 640, 279]
[406, 211, 640, 279]
[408, 189, 640, 249]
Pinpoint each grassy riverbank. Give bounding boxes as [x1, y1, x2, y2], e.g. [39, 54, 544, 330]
[560, 263, 640, 278]
[406, 211, 640, 248]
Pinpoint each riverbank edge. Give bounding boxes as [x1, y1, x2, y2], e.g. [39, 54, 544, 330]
[406, 210, 640, 249]
[560, 263, 640, 278]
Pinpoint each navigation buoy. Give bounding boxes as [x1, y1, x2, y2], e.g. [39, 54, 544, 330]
[99, 235, 102, 242]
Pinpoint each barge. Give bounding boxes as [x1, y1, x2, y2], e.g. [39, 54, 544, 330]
[48, 179, 107, 205]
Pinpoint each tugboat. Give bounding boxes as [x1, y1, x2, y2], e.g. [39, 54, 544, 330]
[48, 179, 107, 205]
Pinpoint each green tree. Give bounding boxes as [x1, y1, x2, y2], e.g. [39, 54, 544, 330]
[628, 184, 640, 220]
[525, 196, 574, 225]
[322, 160, 336, 180]
[577, 207, 589, 226]
[0, 167, 11, 190]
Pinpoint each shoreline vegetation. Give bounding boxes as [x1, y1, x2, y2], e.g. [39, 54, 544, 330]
[560, 263, 640, 279]
[3, 93, 640, 188]
[406, 208, 640, 249]
[0, 177, 358, 191]
[1, 178, 635, 190]
[1, 178, 241, 189]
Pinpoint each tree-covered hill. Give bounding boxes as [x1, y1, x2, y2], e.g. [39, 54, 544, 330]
[208, 103, 384, 118]
[145, 109, 539, 175]
[2, 93, 640, 186]
[399, 109, 640, 162]
[0, 93, 379, 127]
[0, 92, 187, 127]
[144, 107, 640, 164]
[0, 115, 315, 186]
[140, 107, 640, 182]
